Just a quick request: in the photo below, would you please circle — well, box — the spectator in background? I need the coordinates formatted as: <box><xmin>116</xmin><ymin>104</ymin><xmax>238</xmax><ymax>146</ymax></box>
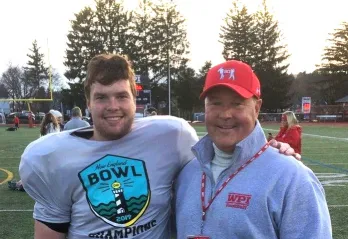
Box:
<box><xmin>13</xmin><ymin>114</ymin><xmax>20</xmax><ymax>130</ymax></box>
<box><xmin>9</xmin><ymin>112</ymin><xmax>60</xmax><ymax>191</ymax></box>
<box><xmin>40</xmin><ymin>112</ymin><xmax>60</xmax><ymax>136</ymax></box>
<box><xmin>146</xmin><ymin>107</ymin><xmax>157</xmax><ymax>117</ymax></box>
<box><xmin>269</xmin><ymin>111</ymin><xmax>302</xmax><ymax>154</ymax></box>
<box><xmin>64</xmin><ymin>106</ymin><xmax>90</xmax><ymax>131</ymax></box>
<box><xmin>50</xmin><ymin>109</ymin><xmax>64</xmax><ymax>131</ymax></box>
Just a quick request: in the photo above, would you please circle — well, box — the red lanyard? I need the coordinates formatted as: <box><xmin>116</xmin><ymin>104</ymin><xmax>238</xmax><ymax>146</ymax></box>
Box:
<box><xmin>201</xmin><ymin>143</ymin><xmax>270</xmax><ymax>221</ymax></box>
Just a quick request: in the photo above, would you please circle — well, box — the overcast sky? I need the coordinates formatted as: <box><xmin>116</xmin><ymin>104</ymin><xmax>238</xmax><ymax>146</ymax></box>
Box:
<box><xmin>0</xmin><ymin>0</ymin><xmax>347</xmax><ymax>77</ymax></box>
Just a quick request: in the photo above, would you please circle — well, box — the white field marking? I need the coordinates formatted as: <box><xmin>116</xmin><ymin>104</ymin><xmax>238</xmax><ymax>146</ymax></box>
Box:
<box><xmin>0</xmin><ymin>209</ymin><xmax>33</xmax><ymax>212</ymax></box>
<box><xmin>306</xmin><ymin>153</ymin><xmax>348</xmax><ymax>155</ymax></box>
<box><xmin>306</xmin><ymin>163</ymin><xmax>348</xmax><ymax>165</ymax></box>
<box><xmin>1</xmin><ymin>206</ymin><xmax>348</xmax><ymax>212</ymax></box>
<box><xmin>316</xmin><ymin>173</ymin><xmax>348</xmax><ymax>186</ymax></box>
<box><xmin>263</xmin><ymin>128</ymin><xmax>348</xmax><ymax>141</ymax></box>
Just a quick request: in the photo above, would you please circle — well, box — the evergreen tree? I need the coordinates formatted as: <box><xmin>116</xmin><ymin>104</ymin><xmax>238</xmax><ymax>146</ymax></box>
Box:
<box><xmin>0</xmin><ymin>84</ymin><xmax>9</xmax><ymax>98</ymax></box>
<box><xmin>194</xmin><ymin>61</ymin><xmax>212</xmax><ymax>111</ymax></box>
<box><xmin>219</xmin><ymin>1</ymin><xmax>257</xmax><ymax>65</ymax></box>
<box><xmin>61</xmin><ymin>82</ymin><xmax>86</xmax><ymax>111</ymax></box>
<box><xmin>95</xmin><ymin>0</ymin><xmax>132</xmax><ymax>55</ymax></box>
<box><xmin>254</xmin><ymin>0</ymin><xmax>289</xmax><ymax>70</ymax></box>
<box><xmin>253</xmin><ymin>0</ymin><xmax>292</xmax><ymax>111</ymax></box>
<box><xmin>64</xmin><ymin>1</ymin><xmax>133</xmax><ymax>107</ymax></box>
<box><xmin>23</xmin><ymin>40</ymin><xmax>48</xmax><ymax>99</ymax></box>
<box><xmin>172</xmin><ymin>66</ymin><xmax>197</xmax><ymax>119</ymax></box>
<box><xmin>291</xmin><ymin>72</ymin><xmax>329</xmax><ymax>106</ymax></box>
<box><xmin>220</xmin><ymin>1</ymin><xmax>292</xmax><ymax>111</ymax></box>
<box><xmin>128</xmin><ymin>0</ymin><xmax>159</xmax><ymax>79</ymax></box>
<box><xmin>64</xmin><ymin>6</ymin><xmax>102</xmax><ymax>82</ymax></box>
<box><xmin>320</xmin><ymin>22</ymin><xmax>348</xmax><ymax>74</ymax></box>
<box><xmin>32</xmin><ymin>87</ymin><xmax>51</xmax><ymax>113</ymax></box>
<box><xmin>317</xmin><ymin>21</ymin><xmax>348</xmax><ymax>102</ymax></box>
<box><xmin>196</xmin><ymin>61</ymin><xmax>212</xmax><ymax>86</ymax></box>
<box><xmin>151</xmin><ymin>0</ymin><xmax>190</xmax><ymax>82</ymax></box>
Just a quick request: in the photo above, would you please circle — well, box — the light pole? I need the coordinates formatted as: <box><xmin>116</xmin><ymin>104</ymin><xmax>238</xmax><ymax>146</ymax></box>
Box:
<box><xmin>167</xmin><ymin>0</ymin><xmax>173</xmax><ymax>115</ymax></box>
<box><xmin>168</xmin><ymin>50</ymin><xmax>171</xmax><ymax>115</ymax></box>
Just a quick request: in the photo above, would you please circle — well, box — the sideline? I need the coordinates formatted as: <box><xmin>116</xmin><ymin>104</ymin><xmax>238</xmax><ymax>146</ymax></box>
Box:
<box><xmin>0</xmin><ymin>168</ymin><xmax>13</xmax><ymax>185</ymax></box>
<box><xmin>263</xmin><ymin>128</ymin><xmax>348</xmax><ymax>141</ymax></box>
<box><xmin>1</xmin><ymin>205</ymin><xmax>348</xmax><ymax>212</ymax></box>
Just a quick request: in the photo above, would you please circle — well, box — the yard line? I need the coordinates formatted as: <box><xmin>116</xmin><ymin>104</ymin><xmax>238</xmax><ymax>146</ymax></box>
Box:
<box><xmin>305</xmin><ymin>152</ymin><xmax>348</xmax><ymax>155</ymax></box>
<box><xmin>0</xmin><ymin>209</ymin><xmax>33</xmax><ymax>212</ymax></box>
<box><xmin>1</xmin><ymin>206</ymin><xmax>347</xmax><ymax>212</ymax></box>
<box><xmin>263</xmin><ymin>128</ymin><xmax>348</xmax><ymax>141</ymax></box>
<box><xmin>306</xmin><ymin>163</ymin><xmax>348</xmax><ymax>165</ymax></box>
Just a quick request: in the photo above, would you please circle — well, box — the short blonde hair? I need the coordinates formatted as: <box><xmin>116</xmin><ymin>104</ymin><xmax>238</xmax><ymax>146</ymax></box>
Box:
<box><xmin>283</xmin><ymin>111</ymin><xmax>298</xmax><ymax>128</ymax></box>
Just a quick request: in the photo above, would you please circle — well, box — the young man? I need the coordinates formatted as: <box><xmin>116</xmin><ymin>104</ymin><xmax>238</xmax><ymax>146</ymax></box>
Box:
<box><xmin>20</xmin><ymin>54</ymin><xmax>299</xmax><ymax>239</ymax></box>
<box><xmin>20</xmin><ymin>54</ymin><xmax>198</xmax><ymax>239</ymax></box>
<box><xmin>63</xmin><ymin>106</ymin><xmax>90</xmax><ymax>131</ymax></box>
<box><xmin>175</xmin><ymin>60</ymin><xmax>332</xmax><ymax>239</ymax></box>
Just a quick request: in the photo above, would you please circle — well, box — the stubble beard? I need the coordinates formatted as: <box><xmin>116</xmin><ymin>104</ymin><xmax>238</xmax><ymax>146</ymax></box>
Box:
<box><xmin>93</xmin><ymin>117</ymin><xmax>134</xmax><ymax>141</ymax></box>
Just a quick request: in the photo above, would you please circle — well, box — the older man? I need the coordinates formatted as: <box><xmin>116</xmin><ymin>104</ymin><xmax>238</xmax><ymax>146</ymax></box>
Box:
<box><xmin>64</xmin><ymin>106</ymin><xmax>90</xmax><ymax>130</ymax></box>
<box><xmin>175</xmin><ymin>60</ymin><xmax>332</xmax><ymax>239</ymax></box>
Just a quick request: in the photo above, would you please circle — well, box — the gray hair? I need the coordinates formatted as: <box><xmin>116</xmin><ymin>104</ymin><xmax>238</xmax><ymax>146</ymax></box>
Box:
<box><xmin>71</xmin><ymin>107</ymin><xmax>82</xmax><ymax>117</ymax></box>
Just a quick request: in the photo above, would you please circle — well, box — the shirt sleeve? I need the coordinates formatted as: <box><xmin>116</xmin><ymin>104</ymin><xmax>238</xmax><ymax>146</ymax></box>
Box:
<box><xmin>19</xmin><ymin>143</ymin><xmax>71</xmax><ymax>223</ymax></box>
<box><xmin>177</xmin><ymin>120</ymin><xmax>199</xmax><ymax>170</ymax></box>
<box><xmin>277</xmin><ymin>166</ymin><xmax>332</xmax><ymax>239</ymax></box>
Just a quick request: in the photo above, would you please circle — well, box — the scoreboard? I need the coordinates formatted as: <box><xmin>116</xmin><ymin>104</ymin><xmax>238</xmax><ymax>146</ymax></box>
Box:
<box><xmin>136</xmin><ymin>89</ymin><xmax>151</xmax><ymax>105</ymax></box>
<box><xmin>302</xmin><ymin>97</ymin><xmax>311</xmax><ymax>114</ymax></box>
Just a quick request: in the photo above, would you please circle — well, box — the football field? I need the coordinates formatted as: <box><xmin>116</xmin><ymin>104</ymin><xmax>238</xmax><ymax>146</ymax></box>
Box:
<box><xmin>0</xmin><ymin>123</ymin><xmax>347</xmax><ymax>238</ymax></box>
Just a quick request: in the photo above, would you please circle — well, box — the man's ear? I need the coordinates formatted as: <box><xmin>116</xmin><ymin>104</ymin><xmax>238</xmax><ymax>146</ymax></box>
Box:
<box><xmin>255</xmin><ymin>98</ymin><xmax>262</xmax><ymax>115</ymax></box>
<box><xmin>86</xmin><ymin>99</ymin><xmax>91</xmax><ymax>112</ymax></box>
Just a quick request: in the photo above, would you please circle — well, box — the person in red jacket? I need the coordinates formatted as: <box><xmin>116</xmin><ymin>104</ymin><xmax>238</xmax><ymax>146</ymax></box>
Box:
<box><xmin>269</xmin><ymin>111</ymin><xmax>302</xmax><ymax>155</ymax></box>
<box><xmin>13</xmin><ymin>115</ymin><xmax>20</xmax><ymax>130</ymax></box>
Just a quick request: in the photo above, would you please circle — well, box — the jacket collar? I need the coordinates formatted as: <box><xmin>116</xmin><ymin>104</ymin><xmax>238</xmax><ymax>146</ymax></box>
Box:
<box><xmin>192</xmin><ymin>120</ymin><xmax>267</xmax><ymax>165</ymax></box>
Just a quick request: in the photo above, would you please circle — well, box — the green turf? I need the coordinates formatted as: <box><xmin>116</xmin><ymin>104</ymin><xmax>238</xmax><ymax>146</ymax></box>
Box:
<box><xmin>0</xmin><ymin>124</ymin><xmax>347</xmax><ymax>238</ymax></box>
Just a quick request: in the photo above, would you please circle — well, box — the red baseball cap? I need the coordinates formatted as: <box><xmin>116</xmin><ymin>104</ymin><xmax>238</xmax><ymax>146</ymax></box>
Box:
<box><xmin>200</xmin><ymin>60</ymin><xmax>261</xmax><ymax>100</ymax></box>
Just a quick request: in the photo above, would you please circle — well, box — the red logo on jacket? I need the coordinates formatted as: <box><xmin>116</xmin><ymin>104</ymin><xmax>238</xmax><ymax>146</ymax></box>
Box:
<box><xmin>226</xmin><ymin>193</ymin><xmax>252</xmax><ymax>209</ymax></box>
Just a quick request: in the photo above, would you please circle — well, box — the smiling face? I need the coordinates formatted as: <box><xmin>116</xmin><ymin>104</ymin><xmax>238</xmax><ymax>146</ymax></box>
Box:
<box><xmin>205</xmin><ymin>86</ymin><xmax>262</xmax><ymax>153</ymax></box>
<box><xmin>87</xmin><ymin>80</ymin><xmax>136</xmax><ymax>141</ymax></box>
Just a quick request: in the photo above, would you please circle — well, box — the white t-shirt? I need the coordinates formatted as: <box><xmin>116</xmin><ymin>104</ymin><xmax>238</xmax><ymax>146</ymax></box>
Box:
<box><xmin>46</xmin><ymin>122</ymin><xmax>60</xmax><ymax>134</ymax></box>
<box><xmin>20</xmin><ymin>116</ymin><xmax>198</xmax><ymax>239</ymax></box>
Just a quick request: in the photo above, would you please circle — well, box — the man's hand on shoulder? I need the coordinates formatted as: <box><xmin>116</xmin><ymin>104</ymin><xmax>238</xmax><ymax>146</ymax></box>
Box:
<box><xmin>269</xmin><ymin>139</ymin><xmax>301</xmax><ymax>161</ymax></box>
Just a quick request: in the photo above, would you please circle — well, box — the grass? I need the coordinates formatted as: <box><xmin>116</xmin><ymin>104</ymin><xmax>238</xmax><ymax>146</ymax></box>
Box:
<box><xmin>0</xmin><ymin>123</ymin><xmax>347</xmax><ymax>238</ymax></box>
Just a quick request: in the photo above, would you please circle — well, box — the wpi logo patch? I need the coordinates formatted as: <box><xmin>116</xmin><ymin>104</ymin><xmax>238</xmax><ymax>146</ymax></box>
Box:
<box><xmin>218</xmin><ymin>67</ymin><xmax>235</xmax><ymax>80</ymax></box>
<box><xmin>78</xmin><ymin>155</ymin><xmax>151</xmax><ymax>227</ymax></box>
<box><xmin>226</xmin><ymin>193</ymin><xmax>251</xmax><ymax>209</ymax></box>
